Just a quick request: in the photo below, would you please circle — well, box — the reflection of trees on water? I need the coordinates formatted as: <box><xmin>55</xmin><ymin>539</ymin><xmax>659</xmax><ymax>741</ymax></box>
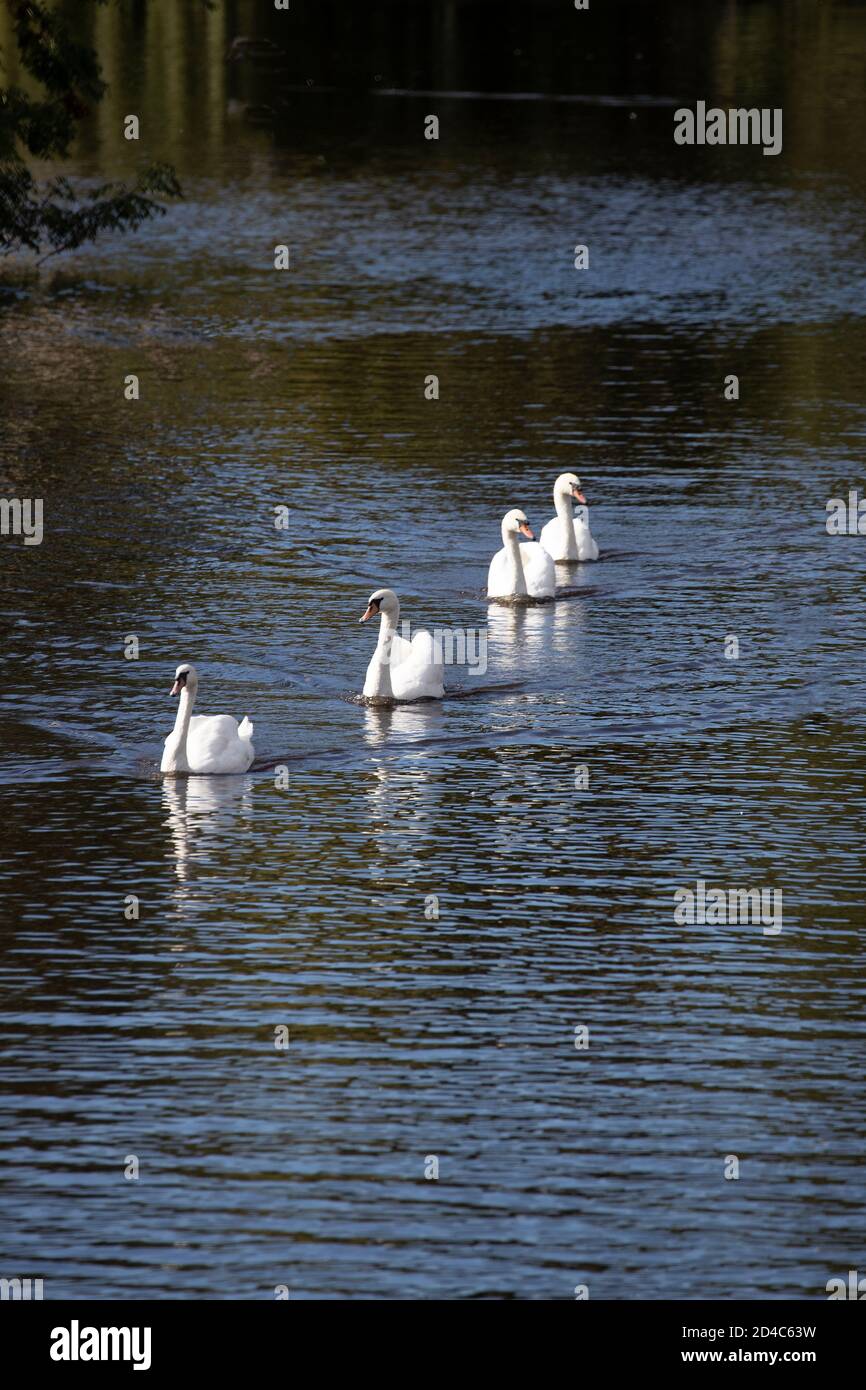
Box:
<box><xmin>0</xmin><ymin>1</ymin><xmax>861</xmax><ymax>184</ymax></box>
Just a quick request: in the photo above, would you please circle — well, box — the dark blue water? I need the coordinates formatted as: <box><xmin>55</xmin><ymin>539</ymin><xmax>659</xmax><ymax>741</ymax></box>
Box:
<box><xmin>1</xmin><ymin>0</ymin><xmax>865</xmax><ymax>1299</ymax></box>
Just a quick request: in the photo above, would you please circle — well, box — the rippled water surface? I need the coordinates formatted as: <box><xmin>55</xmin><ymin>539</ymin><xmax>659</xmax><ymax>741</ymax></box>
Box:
<box><xmin>1</xmin><ymin>0</ymin><xmax>865</xmax><ymax>1298</ymax></box>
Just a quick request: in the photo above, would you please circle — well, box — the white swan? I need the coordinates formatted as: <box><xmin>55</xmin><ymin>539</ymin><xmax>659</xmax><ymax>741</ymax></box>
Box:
<box><xmin>487</xmin><ymin>509</ymin><xmax>556</xmax><ymax>601</ymax></box>
<box><xmin>160</xmin><ymin>663</ymin><xmax>255</xmax><ymax>774</ymax></box>
<box><xmin>359</xmin><ymin>588</ymin><xmax>444</xmax><ymax>702</ymax></box>
<box><xmin>539</xmin><ymin>473</ymin><xmax>599</xmax><ymax>562</ymax></box>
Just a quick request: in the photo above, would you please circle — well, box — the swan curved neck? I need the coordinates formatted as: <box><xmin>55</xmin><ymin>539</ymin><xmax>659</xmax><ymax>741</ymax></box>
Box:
<box><xmin>366</xmin><ymin>608</ymin><xmax>398</xmax><ymax>700</ymax></box>
<box><xmin>168</xmin><ymin>686</ymin><xmax>195</xmax><ymax>771</ymax></box>
<box><xmin>502</xmin><ymin>526</ymin><xmax>527</xmax><ymax>594</ymax></box>
<box><xmin>554</xmin><ymin>489</ymin><xmax>578</xmax><ymax>559</ymax></box>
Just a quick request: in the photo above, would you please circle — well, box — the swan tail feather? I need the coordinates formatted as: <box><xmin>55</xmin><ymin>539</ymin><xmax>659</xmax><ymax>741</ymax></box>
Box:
<box><xmin>238</xmin><ymin>716</ymin><xmax>254</xmax><ymax>740</ymax></box>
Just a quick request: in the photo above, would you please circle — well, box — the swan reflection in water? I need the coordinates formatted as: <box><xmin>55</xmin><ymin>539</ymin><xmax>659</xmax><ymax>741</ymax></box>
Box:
<box><xmin>486</xmin><ymin>601</ymin><xmax>554</xmax><ymax>675</ymax></box>
<box><xmin>361</xmin><ymin>699</ymin><xmax>444</xmax><ymax>747</ymax></box>
<box><xmin>162</xmin><ymin>773</ymin><xmax>254</xmax><ymax>897</ymax></box>
<box><xmin>360</xmin><ymin>702</ymin><xmax>441</xmax><ymax>907</ymax></box>
<box><xmin>485</xmin><ymin>601</ymin><xmax>585</xmax><ymax>845</ymax></box>
<box><xmin>549</xmin><ymin>581</ymin><xmax>588</xmax><ymax>655</ymax></box>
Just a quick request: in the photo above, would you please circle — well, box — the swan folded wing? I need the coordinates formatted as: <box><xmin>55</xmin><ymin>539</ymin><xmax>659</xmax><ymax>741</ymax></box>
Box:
<box><xmin>187</xmin><ymin>714</ymin><xmax>255</xmax><ymax>773</ymax></box>
<box><xmin>573</xmin><ymin>509</ymin><xmax>599</xmax><ymax>560</ymax></box>
<box><xmin>391</xmin><ymin>627</ymin><xmax>444</xmax><ymax>699</ymax></box>
<box><xmin>540</xmin><ymin>509</ymin><xmax>599</xmax><ymax>562</ymax></box>
<box><xmin>521</xmin><ymin>541</ymin><xmax>556</xmax><ymax>598</ymax></box>
<box><xmin>388</xmin><ymin>632</ymin><xmax>416</xmax><ymax>668</ymax></box>
<box><xmin>539</xmin><ymin>515</ymin><xmax>571</xmax><ymax>562</ymax></box>
<box><xmin>409</xmin><ymin>627</ymin><xmax>444</xmax><ymax>672</ymax></box>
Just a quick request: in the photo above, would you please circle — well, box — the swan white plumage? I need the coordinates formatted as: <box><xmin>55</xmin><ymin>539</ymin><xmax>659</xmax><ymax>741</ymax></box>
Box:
<box><xmin>359</xmin><ymin>588</ymin><xmax>444</xmax><ymax>702</ymax></box>
<box><xmin>539</xmin><ymin>472</ymin><xmax>599</xmax><ymax>562</ymax></box>
<box><xmin>160</xmin><ymin>663</ymin><xmax>255</xmax><ymax>774</ymax></box>
<box><xmin>487</xmin><ymin>509</ymin><xmax>556</xmax><ymax>601</ymax></box>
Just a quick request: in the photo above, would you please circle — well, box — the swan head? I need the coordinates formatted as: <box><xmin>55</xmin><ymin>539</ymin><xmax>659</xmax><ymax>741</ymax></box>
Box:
<box><xmin>359</xmin><ymin>588</ymin><xmax>399</xmax><ymax>623</ymax></box>
<box><xmin>502</xmin><ymin>508</ymin><xmax>535</xmax><ymax>541</ymax></box>
<box><xmin>170</xmin><ymin>662</ymin><xmax>198</xmax><ymax>696</ymax></box>
<box><xmin>555</xmin><ymin>472</ymin><xmax>587</xmax><ymax>504</ymax></box>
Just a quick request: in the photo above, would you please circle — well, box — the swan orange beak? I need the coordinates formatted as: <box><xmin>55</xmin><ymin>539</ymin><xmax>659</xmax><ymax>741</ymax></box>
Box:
<box><xmin>572</xmin><ymin>488</ymin><xmax>587</xmax><ymax>504</ymax></box>
<box><xmin>170</xmin><ymin>676</ymin><xmax>186</xmax><ymax>696</ymax></box>
<box><xmin>518</xmin><ymin>522</ymin><xmax>534</xmax><ymax>540</ymax></box>
<box><xmin>359</xmin><ymin>604</ymin><xmax>377</xmax><ymax>623</ymax></box>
